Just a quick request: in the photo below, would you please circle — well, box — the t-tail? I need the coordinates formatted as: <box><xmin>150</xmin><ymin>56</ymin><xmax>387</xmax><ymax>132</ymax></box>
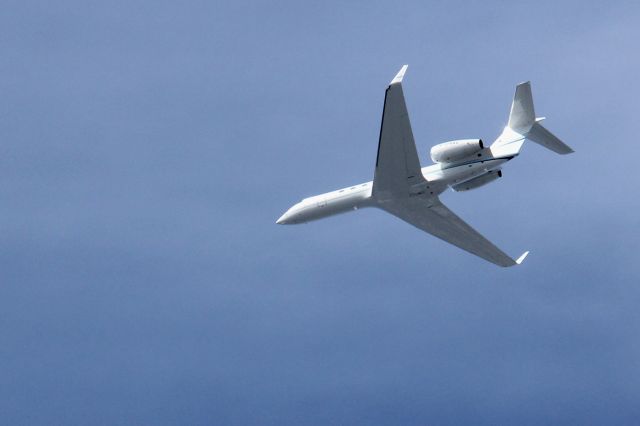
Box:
<box><xmin>491</xmin><ymin>82</ymin><xmax>574</xmax><ymax>157</ymax></box>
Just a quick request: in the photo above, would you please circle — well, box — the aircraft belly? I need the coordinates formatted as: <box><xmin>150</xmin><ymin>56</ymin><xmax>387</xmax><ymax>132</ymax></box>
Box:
<box><xmin>294</xmin><ymin>189</ymin><xmax>372</xmax><ymax>223</ymax></box>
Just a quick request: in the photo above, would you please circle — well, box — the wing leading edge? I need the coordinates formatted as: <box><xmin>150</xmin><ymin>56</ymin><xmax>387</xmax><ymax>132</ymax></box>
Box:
<box><xmin>372</xmin><ymin>66</ymin><xmax>528</xmax><ymax>267</ymax></box>
<box><xmin>373</xmin><ymin>65</ymin><xmax>424</xmax><ymax>201</ymax></box>
<box><xmin>380</xmin><ymin>196</ymin><xmax>528</xmax><ymax>267</ymax></box>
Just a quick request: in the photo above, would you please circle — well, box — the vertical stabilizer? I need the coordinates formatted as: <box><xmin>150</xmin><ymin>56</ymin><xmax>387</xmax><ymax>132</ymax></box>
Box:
<box><xmin>508</xmin><ymin>82</ymin><xmax>535</xmax><ymax>133</ymax></box>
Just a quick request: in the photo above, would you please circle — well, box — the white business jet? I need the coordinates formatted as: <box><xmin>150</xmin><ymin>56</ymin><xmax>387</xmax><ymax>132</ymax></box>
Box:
<box><xmin>276</xmin><ymin>66</ymin><xmax>573</xmax><ymax>267</ymax></box>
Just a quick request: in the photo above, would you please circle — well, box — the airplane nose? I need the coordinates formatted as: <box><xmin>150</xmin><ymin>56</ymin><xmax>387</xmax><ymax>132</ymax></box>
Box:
<box><xmin>276</xmin><ymin>213</ymin><xmax>289</xmax><ymax>225</ymax></box>
<box><xmin>277</xmin><ymin>204</ymin><xmax>301</xmax><ymax>224</ymax></box>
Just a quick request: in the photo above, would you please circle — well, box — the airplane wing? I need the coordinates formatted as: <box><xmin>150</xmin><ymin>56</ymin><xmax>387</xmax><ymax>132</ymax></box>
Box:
<box><xmin>372</xmin><ymin>65</ymin><xmax>425</xmax><ymax>201</ymax></box>
<box><xmin>372</xmin><ymin>66</ymin><xmax>527</xmax><ymax>267</ymax></box>
<box><xmin>380</xmin><ymin>196</ymin><xmax>528</xmax><ymax>267</ymax></box>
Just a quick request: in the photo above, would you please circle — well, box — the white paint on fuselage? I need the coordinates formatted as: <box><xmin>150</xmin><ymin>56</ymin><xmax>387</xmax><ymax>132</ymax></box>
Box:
<box><xmin>276</xmin><ymin>153</ymin><xmax>515</xmax><ymax>225</ymax></box>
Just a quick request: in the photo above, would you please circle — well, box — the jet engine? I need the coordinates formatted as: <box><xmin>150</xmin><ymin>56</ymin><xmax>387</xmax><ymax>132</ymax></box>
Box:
<box><xmin>452</xmin><ymin>170</ymin><xmax>502</xmax><ymax>192</ymax></box>
<box><xmin>430</xmin><ymin>139</ymin><xmax>483</xmax><ymax>163</ymax></box>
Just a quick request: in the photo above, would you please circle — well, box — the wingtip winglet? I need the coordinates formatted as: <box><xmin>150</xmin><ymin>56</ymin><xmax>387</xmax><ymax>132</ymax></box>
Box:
<box><xmin>390</xmin><ymin>64</ymin><xmax>408</xmax><ymax>85</ymax></box>
<box><xmin>515</xmin><ymin>251</ymin><xmax>529</xmax><ymax>265</ymax></box>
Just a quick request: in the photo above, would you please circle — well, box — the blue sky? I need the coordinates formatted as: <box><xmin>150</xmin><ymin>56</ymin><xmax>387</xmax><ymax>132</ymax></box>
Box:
<box><xmin>1</xmin><ymin>1</ymin><xmax>640</xmax><ymax>424</ymax></box>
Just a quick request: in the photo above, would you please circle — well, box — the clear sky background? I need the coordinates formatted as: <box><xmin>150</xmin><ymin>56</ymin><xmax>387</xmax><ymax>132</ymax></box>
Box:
<box><xmin>2</xmin><ymin>1</ymin><xmax>640</xmax><ymax>424</ymax></box>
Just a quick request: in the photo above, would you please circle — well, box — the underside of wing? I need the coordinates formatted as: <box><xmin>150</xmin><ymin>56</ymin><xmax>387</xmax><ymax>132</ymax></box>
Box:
<box><xmin>373</xmin><ymin>65</ymin><xmax>424</xmax><ymax>201</ymax></box>
<box><xmin>372</xmin><ymin>66</ymin><xmax>527</xmax><ymax>267</ymax></box>
<box><xmin>380</xmin><ymin>196</ymin><xmax>527</xmax><ymax>267</ymax></box>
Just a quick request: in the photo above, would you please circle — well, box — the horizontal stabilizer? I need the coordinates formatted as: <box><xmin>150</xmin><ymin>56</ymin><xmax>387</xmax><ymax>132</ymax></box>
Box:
<box><xmin>527</xmin><ymin>122</ymin><xmax>574</xmax><ymax>154</ymax></box>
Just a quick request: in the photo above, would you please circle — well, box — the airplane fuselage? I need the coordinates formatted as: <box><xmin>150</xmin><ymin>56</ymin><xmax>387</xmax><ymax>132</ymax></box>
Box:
<box><xmin>277</xmin><ymin>151</ymin><xmax>514</xmax><ymax>225</ymax></box>
<box><xmin>278</xmin><ymin>66</ymin><xmax>572</xmax><ymax>266</ymax></box>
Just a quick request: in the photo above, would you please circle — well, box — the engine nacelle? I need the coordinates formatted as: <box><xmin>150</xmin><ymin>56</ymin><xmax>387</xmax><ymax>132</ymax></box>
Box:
<box><xmin>430</xmin><ymin>139</ymin><xmax>483</xmax><ymax>163</ymax></box>
<box><xmin>452</xmin><ymin>170</ymin><xmax>502</xmax><ymax>192</ymax></box>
